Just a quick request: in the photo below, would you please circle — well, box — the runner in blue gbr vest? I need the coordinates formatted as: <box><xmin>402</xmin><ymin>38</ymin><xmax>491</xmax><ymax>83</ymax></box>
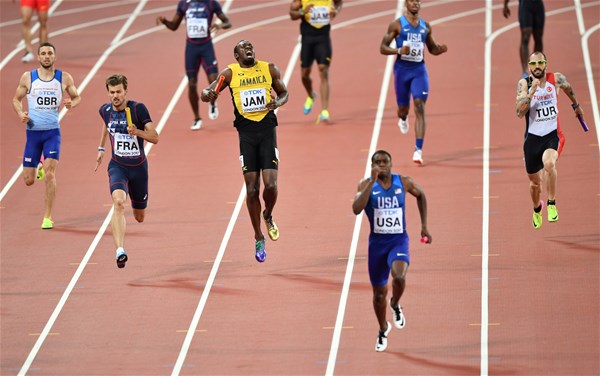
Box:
<box><xmin>380</xmin><ymin>0</ymin><xmax>447</xmax><ymax>165</ymax></box>
<box><xmin>12</xmin><ymin>42</ymin><xmax>81</xmax><ymax>230</ymax></box>
<box><xmin>352</xmin><ymin>150</ymin><xmax>431</xmax><ymax>352</ymax></box>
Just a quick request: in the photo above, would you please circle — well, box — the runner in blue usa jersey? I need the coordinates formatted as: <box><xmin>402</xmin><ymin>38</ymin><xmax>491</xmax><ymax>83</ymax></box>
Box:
<box><xmin>353</xmin><ymin>150</ymin><xmax>431</xmax><ymax>352</ymax></box>
<box><xmin>380</xmin><ymin>0</ymin><xmax>447</xmax><ymax>165</ymax></box>
<box><xmin>95</xmin><ymin>74</ymin><xmax>159</xmax><ymax>269</ymax></box>
<box><xmin>157</xmin><ymin>0</ymin><xmax>231</xmax><ymax>130</ymax></box>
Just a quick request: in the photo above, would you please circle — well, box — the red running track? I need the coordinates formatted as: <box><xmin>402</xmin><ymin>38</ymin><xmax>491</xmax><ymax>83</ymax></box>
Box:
<box><xmin>1</xmin><ymin>0</ymin><xmax>598</xmax><ymax>375</ymax></box>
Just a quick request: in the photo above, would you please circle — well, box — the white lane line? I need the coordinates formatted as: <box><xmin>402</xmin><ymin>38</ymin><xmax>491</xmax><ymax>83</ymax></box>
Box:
<box><xmin>325</xmin><ymin>1</ymin><xmax>403</xmax><ymax>373</ymax></box>
<box><xmin>16</xmin><ymin>2</ymin><xmax>151</xmax><ymax>374</ymax></box>
<box><xmin>581</xmin><ymin>23</ymin><xmax>600</xmax><ymax>148</ymax></box>
<box><xmin>169</xmin><ymin>1</ymin><xmax>411</xmax><ymax>374</ymax></box>
<box><xmin>0</xmin><ymin>0</ymin><xmax>289</xmax><ymax>202</ymax></box>
<box><xmin>481</xmin><ymin>3</ymin><xmax>598</xmax><ymax>375</ymax></box>
<box><xmin>0</xmin><ymin>0</ymin><xmax>138</xmax><ymax>28</ymax></box>
<box><xmin>1</xmin><ymin>0</ymin><xmax>64</xmax><ymax>70</ymax></box>
<box><xmin>325</xmin><ymin>1</ymin><xmax>505</xmax><ymax>374</ymax></box>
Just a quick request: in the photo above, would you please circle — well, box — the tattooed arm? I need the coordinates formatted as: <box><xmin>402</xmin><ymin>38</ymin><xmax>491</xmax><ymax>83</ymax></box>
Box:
<box><xmin>555</xmin><ymin>72</ymin><xmax>584</xmax><ymax>116</ymax></box>
<box><xmin>515</xmin><ymin>77</ymin><xmax>538</xmax><ymax>118</ymax></box>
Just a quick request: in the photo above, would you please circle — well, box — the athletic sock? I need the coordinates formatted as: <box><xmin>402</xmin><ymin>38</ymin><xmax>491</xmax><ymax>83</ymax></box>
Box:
<box><xmin>534</xmin><ymin>204</ymin><xmax>542</xmax><ymax>213</ymax></box>
<box><xmin>547</xmin><ymin>199</ymin><xmax>555</xmax><ymax>206</ymax></box>
<box><xmin>415</xmin><ymin>138</ymin><xmax>424</xmax><ymax>150</ymax></box>
<box><xmin>116</xmin><ymin>247</ymin><xmax>124</xmax><ymax>256</ymax></box>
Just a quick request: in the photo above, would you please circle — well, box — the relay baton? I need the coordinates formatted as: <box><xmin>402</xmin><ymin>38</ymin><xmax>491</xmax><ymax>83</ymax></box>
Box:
<box><xmin>215</xmin><ymin>75</ymin><xmax>225</xmax><ymax>93</ymax></box>
<box><xmin>125</xmin><ymin>107</ymin><xmax>133</xmax><ymax>125</ymax></box>
<box><xmin>577</xmin><ymin>114</ymin><xmax>589</xmax><ymax>132</ymax></box>
<box><xmin>572</xmin><ymin>103</ymin><xmax>589</xmax><ymax>132</ymax></box>
<box><xmin>125</xmin><ymin>107</ymin><xmax>135</xmax><ymax>131</ymax></box>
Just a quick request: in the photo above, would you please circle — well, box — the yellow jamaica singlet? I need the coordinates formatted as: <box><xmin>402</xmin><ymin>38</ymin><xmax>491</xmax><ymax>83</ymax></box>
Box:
<box><xmin>228</xmin><ymin>60</ymin><xmax>273</xmax><ymax>123</ymax></box>
<box><xmin>301</xmin><ymin>0</ymin><xmax>333</xmax><ymax>29</ymax></box>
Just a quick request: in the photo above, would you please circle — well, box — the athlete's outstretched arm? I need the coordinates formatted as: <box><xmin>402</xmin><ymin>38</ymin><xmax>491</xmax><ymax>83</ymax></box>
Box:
<box><xmin>95</xmin><ymin>124</ymin><xmax>109</xmax><ymax>172</ymax></box>
<box><xmin>156</xmin><ymin>12</ymin><xmax>183</xmax><ymax>30</ymax></box>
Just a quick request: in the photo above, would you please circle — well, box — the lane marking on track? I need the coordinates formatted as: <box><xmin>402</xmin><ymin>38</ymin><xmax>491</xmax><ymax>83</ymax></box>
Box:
<box><xmin>326</xmin><ymin>2</ymin><xmax>508</xmax><ymax>375</ymax></box>
<box><xmin>580</xmin><ymin>22</ymin><xmax>600</xmax><ymax>148</ymax></box>
<box><xmin>15</xmin><ymin>2</ymin><xmax>150</xmax><ymax>375</ymax></box>
<box><xmin>0</xmin><ymin>0</ymin><xmax>64</xmax><ymax>69</ymax></box>
<box><xmin>0</xmin><ymin>0</ymin><xmax>137</xmax><ymax>28</ymax></box>
<box><xmin>0</xmin><ymin>0</ymin><xmax>290</xmax><ymax>200</ymax></box>
<box><xmin>481</xmin><ymin>3</ymin><xmax>598</xmax><ymax>375</ymax></box>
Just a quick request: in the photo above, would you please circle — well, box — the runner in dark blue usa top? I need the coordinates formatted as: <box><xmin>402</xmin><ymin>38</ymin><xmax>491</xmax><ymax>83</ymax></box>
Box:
<box><xmin>157</xmin><ymin>0</ymin><xmax>231</xmax><ymax>130</ymax></box>
<box><xmin>95</xmin><ymin>74</ymin><xmax>159</xmax><ymax>269</ymax></box>
<box><xmin>353</xmin><ymin>150</ymin><xmax>431</xmax><ymax>352</ymax></box>
<box><xmin>380</xmin><ymin>0</ymin><xmax>447</xmax><ymax>165</ymax></box>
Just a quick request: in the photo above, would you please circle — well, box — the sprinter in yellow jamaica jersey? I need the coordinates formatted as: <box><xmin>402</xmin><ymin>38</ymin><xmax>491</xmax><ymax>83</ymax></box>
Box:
<box><xmin>290</xmin><ymin>0</ymin><xmax>343</xmax><ymax>123</ymax></box>
<box><xmin>201</xmin><ymin>40</ymin><xmax>289</xmax><ymax>263</ymax></box>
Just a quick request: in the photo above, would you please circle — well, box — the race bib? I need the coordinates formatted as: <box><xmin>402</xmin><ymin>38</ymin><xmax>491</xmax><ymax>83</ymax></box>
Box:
<box><xmin>113</xmin><ymin>132</ymin><xmax>141</xmax><ymax>157</ymax></box>
<box><xmin>308</xmin><ymin>6</ymin><xmax>331</xmax><ymax>26</ymax></box>
<box><xmin>186</xmin><ymin>17</ymin><xmax>209</xmax><ymax>38</ymax></box>
<box><xmin>374</xmin><ymin>207</ymin><xmax>404</xmax><ymax>234</ymax></box>
<box><xmin>400</xmin><ymin>40</ymin><xmax>425</xmax><ymax>62</ymax></box>
<box><xmin>240</xmin><ymin>87</ymin><xmax>267</xmax><ymax>113</ymax></box>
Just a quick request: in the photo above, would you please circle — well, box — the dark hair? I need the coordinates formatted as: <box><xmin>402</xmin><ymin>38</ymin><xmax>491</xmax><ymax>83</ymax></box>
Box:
<box><xmin>38</xmin><ymin>42</ymin><xmax>55</xmax><ymax>54</ymax></box>
<box><xmin>105</xmin><ymin>74</ymin><xmax>128</xmax><ymax>91</ymax></box>
<box><xmin>529</xmin><ymin>51</ymin><xmax>547</xmax><ymax>61</ymax></box>
<box><xmin>371</xmin><ymin>150</ymin><xmax>392</xmax><ymax>162</ymax></box>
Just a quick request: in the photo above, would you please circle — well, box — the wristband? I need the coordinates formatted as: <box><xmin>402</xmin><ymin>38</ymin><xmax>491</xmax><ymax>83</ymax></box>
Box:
<box><xmin>397</xmin><ymin>48</ymin><xmax>402</xmax><ymax>55</ymax></box>
<box><xmin>98</xmin><ymin>147</ymin><xmax>105</xmax><ymax>152</ymax></box>
<box><xmin>571</xmin><ymin>103</ymin><xmax>580</xmax><ymax>110</ymax></box>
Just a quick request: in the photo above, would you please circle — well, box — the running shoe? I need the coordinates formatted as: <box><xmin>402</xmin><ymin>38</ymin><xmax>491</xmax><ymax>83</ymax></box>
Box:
<box><xmin>263</xmin><ymin>213</ymin><xmax>279</xmax><ymax>241</ymax></box>
<box><xmin>412</xmin><ymin>149</ymin><xmax>423</xmax><ymax>165</ymax></box>
<box><xmin>190</xmin><ymin>119</ymin><xmax>202</xmax><ymax>131</ymax></box>
<box><xmin>532</xmin><ymin>201</ymin><xmax>543</xmax><ymax>229</ymax></box>
<box><xmin>21</xmin><ymin>51</ymin><xmax>34</xmax><ymax>63</ymax></box>
<box><xmin>208</xmin><ymin>102</ymin><xmax>219</xmax><ymax>120</ymax></box>
<box><xmin>36</xmin><ymin>163</ymin><xmax>45</xmax><ymax>181</ymax></box>
<box><xmin>390</xmin><ymin>299</ymin><xmax>406</xmax><ymax>329</ymax></box>
<box><xmin>303</xmin><ymin>95</ymin><xmax>315</xmax><ymax>115</ymax></box>
<box><xmin>317</xmin><ymin>109</ymin><xmax>330</xmax><ymax>124</ymax></box>
<box><xmin>398</xmin><ymin>118</ymin><xmax>409</xmax><ymax>134</ymax></box>
<box><xmin>375</xmin><ymin>321</ymin><xmax>392</xmax><ymax>352</ymax></box>
<box><xmin>255</xmin><ymin>239</ymin><xmax>267</xmax><ymax>263</ymax></box>
<box><xmin>116</xmin><ymin>249</ymin><xmax>128</xmax><ymax>269</ymax></box>
<box><xmin>547</xmin><ymin>204</ymin><xmax>559</xmax><ymax>222</ymax></box>
<box><xmin>41</xmin><ymin>217</ymin><xmax>54</xmax><ymax>229</ymax></box>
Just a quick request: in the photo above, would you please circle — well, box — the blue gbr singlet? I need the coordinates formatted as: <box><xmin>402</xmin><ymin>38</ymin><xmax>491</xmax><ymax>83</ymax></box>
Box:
<box><xmin>365</xmin><ymin>174</ymin><xmax>408</xmax><ymax>241</ymax></box>
<box><xmin>26</xmin><ymin>69</ymin><xmax>62</xmax><ymax>130</ymax></box>
<box><xmin>395</xmin><ymin>16</ymin><xmax>428</xmax><ymax>67</ymax></box>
